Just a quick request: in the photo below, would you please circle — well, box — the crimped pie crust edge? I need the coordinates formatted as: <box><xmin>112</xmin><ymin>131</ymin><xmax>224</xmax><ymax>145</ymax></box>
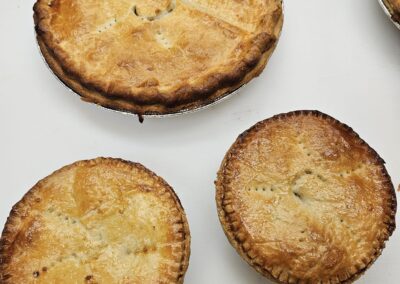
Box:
<box><xmin>215</xmin><ymin>110</ymin><xmax>397</xmax><ymax>284</ymax></box>
<box><xmin>36</xmin><ymin>34</ymin><xmax>280</xmax><ymax>116</ymax></box>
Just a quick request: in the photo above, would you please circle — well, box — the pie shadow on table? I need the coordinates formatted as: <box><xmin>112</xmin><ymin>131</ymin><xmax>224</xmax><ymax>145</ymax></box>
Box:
<box><xmin>51</xmin><ymin>74</ymin><xmax>265</xmax><ymax>145</ymax></box>
<box><xmin>221</xmin><ymin>247</ymin><xmax>275</xmax><ymax>284</ymax></box>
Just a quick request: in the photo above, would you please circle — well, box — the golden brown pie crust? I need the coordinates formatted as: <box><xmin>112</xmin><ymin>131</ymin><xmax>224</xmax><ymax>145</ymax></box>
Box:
<box><xmin>0</xmin><ymin>158</ymin><xmax>190</xmax><ymax>283</ymax></box>
<box><xmin>216</xmin><ymin>111</ymin><xmax>396</xmax><ymax>284</ymax></box>
<box><xmin>384</xmin><ymin>0</ymin><xmax>400</xmax><ymax>24</ymax></box>
<box><xmin>33</xmin><ymin>0</ymin><xmax>283</xmax><ymax>115</ymax></box>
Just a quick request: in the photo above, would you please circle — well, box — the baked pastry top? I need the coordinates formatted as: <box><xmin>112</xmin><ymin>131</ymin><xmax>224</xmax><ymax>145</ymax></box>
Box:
<box><xmin>33</xmin><ymin>0</ymin><xmax>283</xmax><ymax>115</ymax></box>
<box><xmin>0</xmin><ymin>158</ymin><xmax>190</xmax><ymax>283</ymax></box>
<box><xmin>384</xmin><ymin>0</ymin><xmax>400</xmax><ymax>23</ymax></box>
<box><xmin>216</xmin><ymin>111</ymin><xmax>396</xmax><ymax>284</ymax></box>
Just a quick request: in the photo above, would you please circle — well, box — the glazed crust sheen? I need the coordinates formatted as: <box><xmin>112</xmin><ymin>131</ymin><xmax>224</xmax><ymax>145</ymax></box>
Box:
<box><xmin>216</xmin><ymin>111</ymin><xmax>397</xmax><ymax>284</ymax></box>
<box><xmin>0</xmin><ymin>158</ymin><xmax>191</xmax><ymax>283</ymax></box>
<box><xmin>33</xmin><ymin>0</ymin><xmax>283</xmax><ymax>115</ymax></box>
<box><xmin>384</xmin><ymin>0</ymin><xmax>400</xmax><ymax>23</ymax></box>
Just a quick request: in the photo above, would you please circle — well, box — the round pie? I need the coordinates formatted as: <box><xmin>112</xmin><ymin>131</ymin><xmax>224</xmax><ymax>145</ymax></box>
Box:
<box><xmin>33</xmin><ymin>0</ymin><xmax>283</xmax><ymax>116</ymax></box>
<box><xmin>216</xmin><ymin>111</ymin><xmax>397</xmax><ymax>283</ymax></box>
<box><xmin>382</xmin><ymin>0</ymin><xmax>400</xmax><ymax>26</ymax></box>
<box><xmin>0</xmin><ymin>158</ymin><xmax>190</xmax><ymax>283</ymax></box>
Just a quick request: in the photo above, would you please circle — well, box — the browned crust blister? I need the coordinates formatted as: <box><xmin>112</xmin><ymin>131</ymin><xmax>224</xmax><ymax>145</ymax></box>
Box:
<box><xmin>0</xmin><ymin>158</ymin><xmax>191</xmax><ymax>283</ymax></box>
<box><xmin>216</xmin><ymin>110</ymin><xmax>397</xmax><ymax>284</ymax></box>
<box><xmin>33</xmin><ymin>0</ymin><xmax>283</xmax><ymax>115</ymax></box>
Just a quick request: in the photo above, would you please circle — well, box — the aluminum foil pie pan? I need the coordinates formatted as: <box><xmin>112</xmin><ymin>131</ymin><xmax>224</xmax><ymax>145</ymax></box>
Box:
<box><xmin>34</xmin><ymin>1</ymin><xmax>284</xmax><ymax>121</ymax></box>
<box><xmin>35</xmin><ymin>34</ymin><xmax>246</xmax><ymax>121</ymax></box>
<box><xmin>379</xmin><ymin>0</ymin><xmax>400</xmax><ymax>30</ymax></box>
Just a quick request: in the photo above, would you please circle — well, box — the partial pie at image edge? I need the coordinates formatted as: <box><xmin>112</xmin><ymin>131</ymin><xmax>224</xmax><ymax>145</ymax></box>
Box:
<box><xmin>381</xmin><ymin>0</ymin><xmax>400</xmax><ymax>27</ymax></box>
<box><xmin>216</xmin><ymin>110</ymin><xmax>397</xmax><ymax>284</ymax></box>
<box><xmin>33</xmin><ymin>0</ymin><xmax>284</xmax><ymax>116</ymax></box>
<box><xmin>0</xmin><ymin>158</ymin><xmax>191</xmax><ymax>283</ymax></box>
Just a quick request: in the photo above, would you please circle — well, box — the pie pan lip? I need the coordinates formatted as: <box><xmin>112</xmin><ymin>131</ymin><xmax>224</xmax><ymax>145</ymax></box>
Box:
<box><xmin>0</xmin><ymin>157</ymin><xmax>191</xmax><ymax>283</ymax></box>
<box><xmin>34</xmin><ymin>32</ymin><xmax>246</xmax><ymax>119</ymax></box>
<box><xmin>33</xmin><ymin>0</ymin><xmax>285</xmax><ymax>119</ymax></box>
<box><xmin>215</xmin><ymin>110</ymin><xmax>397</xmax><ymax>284</ymax></box>
<box><xmin>379</xmin><ymin>0</ymin><xmax>400</xmax><ymax>29</ymax></box>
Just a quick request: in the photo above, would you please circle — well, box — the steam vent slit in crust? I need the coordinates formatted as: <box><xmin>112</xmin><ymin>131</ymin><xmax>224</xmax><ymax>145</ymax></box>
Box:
<box><xmin>216</xmin><ymin>110</ymin><xmax>397</xmax><ymax>284</ymax></box>
<box><xmin>33</xmin><ymin>0</ymin><xmax>283</xmax><ymax>116</ymax></box>
<box><xmin>0</xmin><ymin>158</ymin><xmax>191</xmax><ymax>283</ymax></box>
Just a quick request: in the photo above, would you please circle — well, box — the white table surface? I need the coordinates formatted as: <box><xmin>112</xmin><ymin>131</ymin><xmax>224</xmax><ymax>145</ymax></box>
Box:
<box><xmin>1</xmin><ymin>0</ymin><xmax>399</xmax><ymax>283</ymax></box>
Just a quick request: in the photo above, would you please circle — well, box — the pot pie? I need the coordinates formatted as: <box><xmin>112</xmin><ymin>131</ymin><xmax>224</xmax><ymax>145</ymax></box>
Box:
<box><xmin>216</xmin><ymin>111</ymin><xmax>397</xmax><ymax>283</ymax></box>
<box><xmin>0</xmin><ymin>158</ymin><xmax>190</xmax><ymax>283</ymax></box>
<box><xmin>33</xmin><ymin>0</ymin><xmax>283</xmax><ymax>116</ymax></box>
<box><xmin>382</xmin><ymin>0</ymin><xmax>400</xmax><ymax>25</ymax></box>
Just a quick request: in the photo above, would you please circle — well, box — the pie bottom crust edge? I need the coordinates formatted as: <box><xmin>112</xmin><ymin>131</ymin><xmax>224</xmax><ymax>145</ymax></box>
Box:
<box><xmin>215</xmin><ymin>110</ymin><xmax>397</xmax><ymax>284</ymax></box>
<box><xmin>0</xmin><ymin>157</ymin><xmax>191</xmax><ymax>283</ymax></box>
<box><xmin>36</xmin><ymin>13</ymin><xmax>283</xmax><ymax>116</ymax></box>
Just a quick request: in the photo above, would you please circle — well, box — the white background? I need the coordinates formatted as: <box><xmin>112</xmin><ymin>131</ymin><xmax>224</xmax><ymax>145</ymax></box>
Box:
<box><xmin>0</xmin><ymin>0</ymin><xmax>399</xmax><ymax>283</ymax></box>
